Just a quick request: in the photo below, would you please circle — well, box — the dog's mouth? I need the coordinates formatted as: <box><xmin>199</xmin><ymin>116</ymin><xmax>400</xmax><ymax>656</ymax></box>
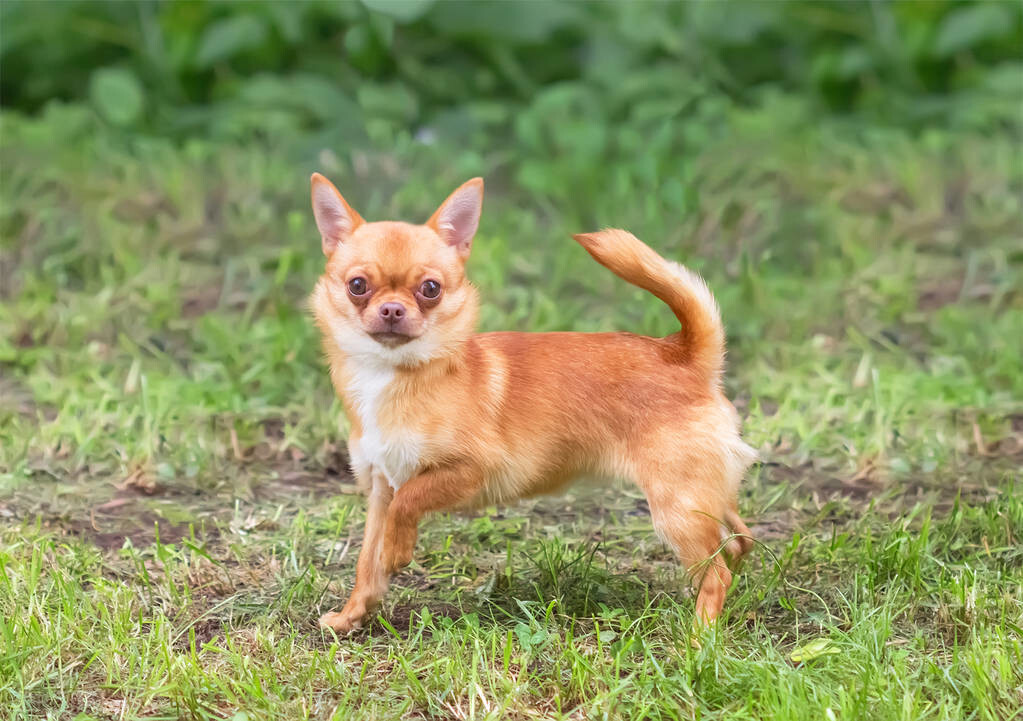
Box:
<box><xmin>370</xmin><ymin>331</ymin><xmax>415</xmax><ymax>347</ymax></box>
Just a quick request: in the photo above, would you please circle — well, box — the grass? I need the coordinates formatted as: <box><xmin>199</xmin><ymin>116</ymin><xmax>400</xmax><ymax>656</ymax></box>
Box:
<box><xmin>1</xmin><ymin>100</ymin><xmax>1021</xmax><ymax>720</ymax></box>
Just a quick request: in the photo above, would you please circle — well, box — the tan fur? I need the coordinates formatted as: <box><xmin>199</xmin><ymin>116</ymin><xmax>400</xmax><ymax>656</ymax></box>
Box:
<box><xmin>309</xmin><ymin>174</ymin><xmax>756</xmax><ymax>634</ymax></box>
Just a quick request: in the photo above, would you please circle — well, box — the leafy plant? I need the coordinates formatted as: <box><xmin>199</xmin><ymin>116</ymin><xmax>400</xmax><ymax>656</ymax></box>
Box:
<box><xmin>2</xmin><ymin>0</ymin><xmax>1020</xmax><ymax>150</ymax></box>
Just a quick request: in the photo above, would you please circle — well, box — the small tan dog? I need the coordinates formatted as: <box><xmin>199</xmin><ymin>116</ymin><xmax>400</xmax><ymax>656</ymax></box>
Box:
<box><xmin>309</xmin><ymin>174</ymin><xmax>756</xmax><ymax>634</ymax></box>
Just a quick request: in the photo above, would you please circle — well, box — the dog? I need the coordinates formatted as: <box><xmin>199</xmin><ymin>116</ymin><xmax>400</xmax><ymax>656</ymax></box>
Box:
<box><xmin>309</xmin><ymin>173</ymin><xmax>756</xmax><ymax>634</ymax></box>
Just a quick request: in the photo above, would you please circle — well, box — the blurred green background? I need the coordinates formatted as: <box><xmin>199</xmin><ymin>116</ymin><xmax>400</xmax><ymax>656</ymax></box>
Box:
<box><xmin>4</xmin><ymin>0</ymin><xmax>1023</xmax><ymax>139</ymax></box>
<box><xmin>2</xmin><ymin>3</ymin><xmax>1022</xmax><ymax>719</ymax></box>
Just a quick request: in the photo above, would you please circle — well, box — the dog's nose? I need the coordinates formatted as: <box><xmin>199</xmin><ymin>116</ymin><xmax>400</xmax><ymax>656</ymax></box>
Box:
<box><xmin>378</xmin><ymin>302</ymin><xmax>406</xmax><ymax>322</ymax></box>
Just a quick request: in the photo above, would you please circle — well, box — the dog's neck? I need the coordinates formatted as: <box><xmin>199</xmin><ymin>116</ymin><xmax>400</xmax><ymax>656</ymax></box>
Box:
<box><xmin>335</xmin><ymin>330</ymin><xmax>472</xmax><ymax>454</ymax></box>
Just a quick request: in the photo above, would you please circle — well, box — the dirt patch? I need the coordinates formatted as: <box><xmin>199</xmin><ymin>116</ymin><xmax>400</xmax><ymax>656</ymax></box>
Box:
<box><xmin>323</xmin><ymin>446</ymin><xmax>353</xmax><ymax>477</ymax></box>
<box><xmin>0</xmin><ymin>375</ymin><xmax>57</xmax><ymax>421</ymax></box>
<box><xmin>380</xmin><ymin>601</ymin><xmax>464</xmax><ymax>633</ymax></box>
<box><xmin>58</xmin><ymin>493</ymin><xmax>217</xmax><ymax>551</ymax></box>
<box><xmin>984</xmin><ymin>414</ymin><xmax>1023</xmax><ymax>458</ymax></box>
<box><xmin>811</xmin><ymin>466</ymin><xmax>886</xmax><ymax>503</ymax></box>
<box><xmin>255</xmin><ymin>469</ymin><xmax>358</xmax><ymax>502</ymax></box>
<box><xmin>917</xmin><ymin>277</ymin><xmax>963</xmax><ymax>311</ymax></box>
<box><xmin>180</xmin><ymin>283</ymin><xmax>223</xmax><ymax>318</ymax></box>
<box><xmin>172</xmin><ymin>616</ymin><xmax>227</xmax><ymax>652</ymax></box>
<box><xmin>5</xmin><ymin>436</ymin><xmax>359</xmax><ymax>552</ymax></box>
<box><xmin>759</xmin><ymin>459</ymin><xmax>886</xmax><ymax>504</ymax></box>
<box><xmin>750</xmin><ymin>511</ymin><xmax>801</xmax><ymax>542</ymax></box>
<box><xmin>839</xmin><ymin>182</ymin><xmax>912</xmax><ymax>215</ymax></box>
<box><xmin>747</xmin><ymin>452</ymin><xmax>1016</xmax><ymax>545</ymax></box>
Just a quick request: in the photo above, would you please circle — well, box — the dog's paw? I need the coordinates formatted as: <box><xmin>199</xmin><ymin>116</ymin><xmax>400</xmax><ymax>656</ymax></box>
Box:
<box><xmin>318</xmin><ymin>607</ymin><xmax>366</xmax><ymax>635</ymax></box>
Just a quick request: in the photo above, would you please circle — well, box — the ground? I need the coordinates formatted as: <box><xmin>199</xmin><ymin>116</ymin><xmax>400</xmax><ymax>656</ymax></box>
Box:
<box><xmin>1</xmin><ymin>104</ymin><xmax>1021</xmax><ymax>720</ymax></box>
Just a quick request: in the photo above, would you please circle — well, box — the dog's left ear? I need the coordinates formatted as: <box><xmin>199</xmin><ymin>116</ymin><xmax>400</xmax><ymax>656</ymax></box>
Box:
<box><xmin>428</xmin><ymin>178</ymin><xmax>483</xmax><ymax>259</ymax></box>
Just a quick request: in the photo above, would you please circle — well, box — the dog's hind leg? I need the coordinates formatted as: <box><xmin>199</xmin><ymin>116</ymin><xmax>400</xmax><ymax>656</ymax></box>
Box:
<box><xmin>631</xmin><ymin>450</ymin><xmax>743</xmax><ymax>626</ymax></box>
<box><xmin>724</xmin><ymin>505</ymin><xmax>754</xmax><ymax>561</ymax></box>
<box><xmin>648</xmin><ymin>495</ymin><xmax>734</xmax><ymax>624</ymax></box>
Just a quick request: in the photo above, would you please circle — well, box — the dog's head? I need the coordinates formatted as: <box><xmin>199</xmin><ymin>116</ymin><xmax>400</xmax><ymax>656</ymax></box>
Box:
<box><xmin>309</xmin><ymin>173</ymin><xmax>482</xmax><ymax>366</ymax></box>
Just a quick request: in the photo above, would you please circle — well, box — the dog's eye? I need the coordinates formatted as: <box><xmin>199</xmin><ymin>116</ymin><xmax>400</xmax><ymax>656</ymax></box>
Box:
<box><xmin>419</xmin><ymin>280</ymin><xmax>441</xmax><ymax>299</ymax></box>
<box><xmin>347</xmin><ymin>277</ymin><xmax>368</xmax><ymax>296</ymax></box>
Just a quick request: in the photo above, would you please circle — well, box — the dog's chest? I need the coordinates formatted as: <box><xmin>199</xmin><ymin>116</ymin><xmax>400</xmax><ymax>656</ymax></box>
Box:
<box><xmin>345</xmin><ymin>365</ymin><xmax>423</xmax><ymax>490</ymax></box>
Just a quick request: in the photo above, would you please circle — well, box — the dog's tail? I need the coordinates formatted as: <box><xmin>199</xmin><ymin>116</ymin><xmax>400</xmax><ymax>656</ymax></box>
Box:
<box><xmin>573</xmin><ymin>229</ymin><xmax>724</xmax><ymax>382</ymax></box>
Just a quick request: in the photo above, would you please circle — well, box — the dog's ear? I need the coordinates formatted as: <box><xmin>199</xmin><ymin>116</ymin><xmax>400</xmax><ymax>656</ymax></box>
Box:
<box><xmin>427</xmin><ymin>178</ymin><xmax>483</xmax><ymax>259</ymax></box>
<box><xmin>311</xmin><ymin>173</ymin><xmax>364</xmax><ymax>256</ymax></box>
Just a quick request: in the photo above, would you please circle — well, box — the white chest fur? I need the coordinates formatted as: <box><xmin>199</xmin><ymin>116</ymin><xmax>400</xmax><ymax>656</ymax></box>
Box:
<box><xmin>344</xmin><ymin>363</ymin><xmax>423</xmax><ymax>491</ymax></box>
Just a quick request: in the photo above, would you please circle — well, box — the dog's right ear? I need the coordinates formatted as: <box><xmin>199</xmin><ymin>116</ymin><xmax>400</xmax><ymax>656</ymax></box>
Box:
<box><xmin>311</xmin><ymin>173</ymin><xmax>364</xmax><ymax>256</ymax></box>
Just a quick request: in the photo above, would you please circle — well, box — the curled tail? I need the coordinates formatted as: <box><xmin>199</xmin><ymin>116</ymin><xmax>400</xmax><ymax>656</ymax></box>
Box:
<box><xmin>573</xmin><ymin>229</ymin><xmax>724</xmax><ymax>382</ymax></box>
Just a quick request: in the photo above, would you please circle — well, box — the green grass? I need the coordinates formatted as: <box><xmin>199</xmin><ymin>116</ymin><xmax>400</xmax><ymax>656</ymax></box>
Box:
<box><xmin>1</xmin><ymin>101</ymin><xmax>1021</xmax><ymax>720</ymax></box>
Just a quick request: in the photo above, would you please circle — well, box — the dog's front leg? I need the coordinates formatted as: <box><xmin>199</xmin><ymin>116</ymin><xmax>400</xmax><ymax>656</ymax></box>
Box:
<box><xmin>319</xmin><ymin>471</ymin><xmax>393</xmax><ymax>634</ymax></box>
<box><xmin>382</xmin><ymin>466</ymin><xmax>481</xmax><ymax>573</ymax></box>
